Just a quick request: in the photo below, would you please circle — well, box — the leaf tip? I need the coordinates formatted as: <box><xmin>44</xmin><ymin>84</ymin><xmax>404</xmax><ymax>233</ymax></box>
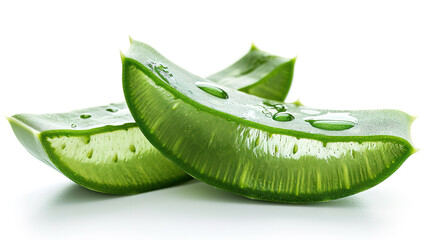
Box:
<box><xmin>292</xmin><ymin>55</ymin><xmax>298</xmax><ymax>63</ymax></box>
<box><xmin>5</xmin><ymin>116</ymin><xmax>16</xmax><ymax>126</ymax></box>
<box><xmin>120</xmin><ymin>51</ymin><xmax>126</xmax><ymax>63</ymax></box>
<box><xmin>411</xmin><ymin>147</ymin><xmax>420</xmax><ymax>155</ymax></box>
<box><xmin>250</xmin><ymin>43</ymin><xmax>258</xmax><ymax>51</ymax></box>
<box><xmin>292</xmin><ymin>99</ymin><xmax>304</xmax><ymax>107</ymax></box>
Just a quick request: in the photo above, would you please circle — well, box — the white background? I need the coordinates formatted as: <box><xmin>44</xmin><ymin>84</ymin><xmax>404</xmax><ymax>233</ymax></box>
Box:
<box><xmin>0</xmin><ymin>0</ymin><xmax>428</xmax><ymax>239</ymax></box>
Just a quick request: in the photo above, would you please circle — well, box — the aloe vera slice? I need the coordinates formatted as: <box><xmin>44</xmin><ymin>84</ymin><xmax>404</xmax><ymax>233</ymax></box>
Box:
<box><xmin>122</xmin><ymin>40</ymin><xmax>415</xmax><ymax>202</ymax></box>
<box><xmin>8</xmin><ymin>44</ymin><xmax>296</xmax><ymax>194</ymax></box>
<box><xmin>8</xmin><ymin>104</ymin><xmax>179</xmax><ymax>194</ymax></box>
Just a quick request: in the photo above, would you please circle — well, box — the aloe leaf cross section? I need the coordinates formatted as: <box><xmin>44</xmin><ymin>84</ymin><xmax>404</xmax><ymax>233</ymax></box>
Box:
<box><xmin>123</xmin><ymin>40</ymin><xmax>415</xmax><ymax>202</ymax></box>
<box><xmin>8</xmin><ymin>42</ymin><xmax>296</xmax><ymax>194</ymax></box>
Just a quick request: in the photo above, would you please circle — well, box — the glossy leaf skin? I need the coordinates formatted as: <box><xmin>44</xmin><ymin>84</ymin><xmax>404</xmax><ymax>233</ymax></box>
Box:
<box><xmin>8</xmin><ymin>45</ymin><xmax>296</xmax><ymax>194</ymax></box>
<box><xmin>123</xmin><ymin>40</ymin><xmax>415</xmax><ymax>202</ymax></box>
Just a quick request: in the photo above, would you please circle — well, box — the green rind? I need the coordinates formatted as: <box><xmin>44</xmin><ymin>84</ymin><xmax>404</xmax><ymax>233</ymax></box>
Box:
<box><xmin>122</xmin><ymin>43</ymin><xmax>414</xmax><ymax>202</ymax></box>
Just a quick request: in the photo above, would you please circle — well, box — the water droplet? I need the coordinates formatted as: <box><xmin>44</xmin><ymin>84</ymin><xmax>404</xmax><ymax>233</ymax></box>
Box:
<box><xmin>195</xmin><ymin>82</ymin><xmax>228</xmax><ymax>99</ymax></box>
<box><xmin>80</xmin><ymin>113</ymin><xmax>92</xmax><ymax>119</ymax></box>
<box><xmin>300</xmin><ymin>109</ymin><xmax>321</xmax><ymax>115</ymax></box>
<box><xmin>304</xmin><ymin>112</ymin><xmax>357</xmax><ymax>131</ymax></box>
<box><xmin>272</xmin><ymin>112</ymin><xmax>295</xmax><ymax>122</ymax></box>
<box><xmin>260</xmin><ymin>101</ymin><xmax>286</xmax><ymax>116</ymax></box>
<box><xmin>263</xmin><ymin>100</ymin><xmax>278</xmax><ymax>107</ymax></box>
<box><xmin>307</xmin><ymin>120</ymin><xmax>356</xmax><ymax>131</ymax></box>
<box><xmin>147</xmin><ymin>61</ymin><xmax>155</xmax><ymax>70</ymax></box>
<box><xmin>106</xmin><ymin>107</ymin><xmax>119</xmax><ymax>113</ymax></box>
<box><xmin>147</xmin><ymin>60</ymin><xmax>174</xmax><ymax>83</ymax></box>
<box><xmin>155</xmin><ymin>66</ymin><xmax>173</xmax><ymax>83</ymax></box>
<box><xmin>262</xmin><ymin>109</ymin><xmax>273</xmax><ymax>118</ymax></box>
<box><xmin>274</xmin><ymin>104</ymin><xmax>287</xmax><ymax>112</ymax></box>
<box><xmin>71</xmin><ymin>124</ymin><xmax>77</xmax><ymax>128</ymax></box>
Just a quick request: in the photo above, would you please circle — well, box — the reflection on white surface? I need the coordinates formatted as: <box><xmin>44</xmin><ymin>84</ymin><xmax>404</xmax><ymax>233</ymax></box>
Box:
<box><xmin>22</xmin><ymin>180</ymin><xmax>377</xmax><ymax>239</ymax></box>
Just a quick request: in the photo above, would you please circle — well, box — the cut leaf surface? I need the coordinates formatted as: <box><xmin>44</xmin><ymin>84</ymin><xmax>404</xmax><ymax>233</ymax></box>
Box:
<box><xmin>123</xmin><ymin>40</ymin><xmax>415</xmax><ymax>202</ymax></box>
<box><xmin>9</xmin><ymin>103</ymin><xmax>187</xmax><ymax>194</ymax></box>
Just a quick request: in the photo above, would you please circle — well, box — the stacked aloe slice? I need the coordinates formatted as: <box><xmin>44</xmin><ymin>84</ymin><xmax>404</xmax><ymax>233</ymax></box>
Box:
<box><xmin>8</xmin><ymin>39</ymin><xmax>415</xmax><ymax>202</ymax></box>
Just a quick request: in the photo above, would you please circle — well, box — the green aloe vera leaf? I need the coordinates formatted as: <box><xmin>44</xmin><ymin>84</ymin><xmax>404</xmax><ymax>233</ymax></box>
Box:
<box><xmin>208</xmin><ymin>44</ymin><xmax>295</xmax><ymax>101</ymax></box>
<box><xmin>122</xmin><ymin>40</ymin><xmax>415</xmax><ymax>202</ymax></box>
<box><xmin>205</xmin><ymin>44</ymin><xmax>295</xmax><ymax>101</ymax></box>
<box><xmin>8</xmin><ymin>44</ymin><xmax>296</xmax><ymax>195</ymax></box>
